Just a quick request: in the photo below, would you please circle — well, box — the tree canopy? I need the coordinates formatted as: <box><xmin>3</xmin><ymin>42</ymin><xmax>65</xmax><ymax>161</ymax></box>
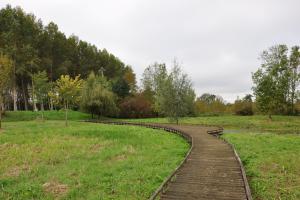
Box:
<box><xmin>81</xmin><ymin>72</ymin><xmax>118</xmax><ymax>118</ymax></box>
<box><xmin>0</xmin><ymin>54</ymin><xmax>13</xmax><ymax>128</ymax></box>
<box><xmin>142</xmin><ymin>61</ymin><xmax>195</xmax><ymax>123</ymax></box>
<box><xmin>252</xmin><ymin>45</ymin><xmax>300</xmax><ymax>118</ymax></box>
<box><xmin>0</xmin><ymin>5</ymin><xmax>134</xmax><ymax>111</ymax></box>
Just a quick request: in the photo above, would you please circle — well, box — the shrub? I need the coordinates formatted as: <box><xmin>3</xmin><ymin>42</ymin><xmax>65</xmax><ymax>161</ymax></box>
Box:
<box><xmin>119</xmin><ymin>94</ymin><xmax>155</xmax><ymax>118</ymax></box>
<box><xmin>234</xmin><ymin>96</ymin><xmax>254</xmax><ymax>116</ymax></box>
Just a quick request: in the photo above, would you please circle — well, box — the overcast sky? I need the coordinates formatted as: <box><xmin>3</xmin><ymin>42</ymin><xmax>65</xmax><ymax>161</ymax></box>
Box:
<box><xmin>1</xmin><ymin>0</ymin><xmax>300</xmax><ymax>102</ymax></box>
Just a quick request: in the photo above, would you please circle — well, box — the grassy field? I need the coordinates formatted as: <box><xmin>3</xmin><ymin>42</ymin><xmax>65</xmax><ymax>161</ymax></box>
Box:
<box><xmin>222</xmin><ymin>133</ymin><xmax>300</xmax><ymax>200</ymax></box>
<box><xmin>2</xmin><ymin>110</ymin><xmax>90</xmax><ymax>122</ymax></box>
<box><xmin>123</xmin><ymin>115</ymin><xmax>300</xmax><ymax>134</ymax></box>
<box><xmin>0</xmin><ymin>120</ymin><xmax>189</xmax><ymax>200</ymax></box>
<box><xmin>124</xmin><ymin>115</ymin><xmax>300</xmax><ymax>200</ymax></box>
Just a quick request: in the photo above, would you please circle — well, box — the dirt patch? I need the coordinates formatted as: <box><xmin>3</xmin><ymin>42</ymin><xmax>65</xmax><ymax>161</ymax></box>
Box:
<box><xmin>109</xmin><ymin>145</ymin><xmax>137</xmax><ymax>162</ymax></box>
<box><xmin>89</xmin><ymin>143</ymin><xmax>104</xmax><ymax>153</ymax></box>
<box><xmin>42</xmin><ymin>180</ymin><xmax>68</xmax><ymax>197</ymax></box>
<box><xmin>124</xmin><ymin>145</ymin><xmax>136</xmax><ymax>154</ymax></box>
<box><xmin>0</xmin><ymin>143</ymin><xmax>18</xmax><ymax>150</ymax></box>
<box><xmin>4</xmin><ymin>165</ymin><xmax>30</xmax><ymax>178</ymax></box>
<box><xmin>114</xmin><ymin>154</ymin><xmax>127</xmax><ymax>161</ymax></box>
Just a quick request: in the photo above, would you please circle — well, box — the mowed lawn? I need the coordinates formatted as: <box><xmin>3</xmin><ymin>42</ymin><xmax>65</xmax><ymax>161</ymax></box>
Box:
<box><xmin>125</xmin><ymin>115</ymin><xmax>300</xmax><ymax>200</ymax></box>
<box><xmin>0</xmin><ymin>120</ymin><xmax>189</xmax><ymax>200</ymax></box>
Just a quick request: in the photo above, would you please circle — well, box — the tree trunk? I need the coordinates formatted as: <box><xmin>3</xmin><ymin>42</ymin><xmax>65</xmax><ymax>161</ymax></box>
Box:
<box><xmin>13</xmin><ymin>83</ymin><xmax>17</xmax><ymax>111</ymax></box>
<box><xmin>291</xmin><ymin>67</ymin><xmax>297</xmax><ymax>115</ymax></box>
<box><xmin>50</xmin><ymin>98</ymin><xmax>54</xmax><ymax>110</ymax></box>
<box><xmin>268</xmin><ymin>114</ymin><xmax>272</xmax><ymax>121</ymax></box>
<box><xmin>65</xmin><ymin>101</ymin><xmax>68</xmax><ymax>127</ymax></box>
<box><xmin>12</xmin><ymin>61</ymin><xmax>17</xmax><ymax>111</ymax></box>
<box><xmin>0</xmin><ymin>109</ymin><xmax>2</xmax><ymax>129</ymax></box>
<box><xmin>0</xmin><ymin>100</ymin><xmax>2</xmax><ymax>129</ymax></box>
<box><xmin>32</xmin><ymin>80</ymin><xmax>38</xmax><ymax>112</ymax></box>
<box><xmin>21</xmin><ymin>79</ymin><xmax>28</xmax><ymax>111</ymax></box>
<box><xmin>41</xmin><ymin>102</ymin><xmax>44</xmax><ymax>121</ymax></box>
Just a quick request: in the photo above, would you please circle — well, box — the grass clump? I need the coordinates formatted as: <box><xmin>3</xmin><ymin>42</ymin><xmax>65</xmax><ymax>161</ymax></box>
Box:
<box><xmin>0</xmin><ymin>121</ymin><xmax>189</xmax><ymax>200</ymax></box>
<box><xmin>222</xmin><ymin>133</ymin><xmax>300</xmax><ymax>200</ymax></box>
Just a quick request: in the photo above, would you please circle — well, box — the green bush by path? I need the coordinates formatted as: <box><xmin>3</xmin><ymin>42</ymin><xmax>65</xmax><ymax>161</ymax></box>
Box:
<box><xmin>222</xmin><ymin>133</ymin><xmax>300</xmax><ymax>200</ymax></box>
<box><xmin>2</xmin><ymin>111</ymin><xmax>90</xmax><ymax>122</ymax></box>
<box><xmin>0</xmin><ymin>121</ymin><xmax>189</xmax><ymax>199</ymax></box>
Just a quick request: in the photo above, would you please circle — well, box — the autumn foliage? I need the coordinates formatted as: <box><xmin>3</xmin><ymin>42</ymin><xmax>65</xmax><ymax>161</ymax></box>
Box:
<box><xmin>119</xmin><ymin>93</ymin><xmax>155</xmax><ymax>118</ymax></box>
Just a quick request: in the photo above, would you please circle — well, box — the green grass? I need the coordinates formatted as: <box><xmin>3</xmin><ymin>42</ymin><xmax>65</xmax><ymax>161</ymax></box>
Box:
<box><xmin>124</xmin><ymin>115</ymin><xmax>300</xmax><ymax>199</ymax></box>
<box><xmin>123</xmin><ymin>115</ymin><xmax>300</xmax><ymax>133</ymax></box>
<box><xmin>222</xmin><ymin>133</ymin><xmax>300</xmax><ymax>200</ymax></box>
<box><xmin>2</xmin><ymin>110</ymin><xmax>90</xmax><ymax>122</ymax></box>
<box><xmin>0</xmin><ymin>121</ymin><xmax>189</xmax><ymax>200</ymax></box>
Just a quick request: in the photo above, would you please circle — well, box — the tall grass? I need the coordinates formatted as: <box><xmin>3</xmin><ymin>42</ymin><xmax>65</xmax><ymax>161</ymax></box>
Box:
<box><xmin>0</xmin><ymin>121</ymin><xmax>188</xmax><ymax>199</ymax></box>
<box><xmin>2</xmin><ymin>110</ymin><xmax>90</xmax><ymax>122</ymax></box>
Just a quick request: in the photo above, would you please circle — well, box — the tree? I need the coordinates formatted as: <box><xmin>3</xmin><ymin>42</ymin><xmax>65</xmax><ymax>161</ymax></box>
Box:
<box><xmin>0</xmin><ymin>5</ymin><xmax>131</xmax><ymax>112</ymax></box>
<box><xmin>0</xmin><ymin>54</ymin><xmax>13</xmax><ymax>129</ymax></box>
<box><xmin>119</xmin><ymin>93</ymin><xmax>154</xmax><ymax>118</ymax></box>
<box><xmin>81</xmin><ymin>72</ymin><xmax>118</xmax><ymax>118</ymax></box>
<box><xmin>112</xmin><ymin>78</ymin><xmax>130</xmax><ymax>99</ymax></box>
<box><xmin>233</xmin><ymin>95</ymin><xmax>254</xmax><ymax>116</ymax></box>
<box><xmin>195</xmin><ymin>93</ymin><xmax>226</xmax><ymax>114</ymax></box>
<box><xmin>142</xmin><ymin>62</ymin><xmax>167</xmax><ymax>113</ymax></box>
<box><xmin>252</xmin><ymin>45</ymin><xmax>300</xmax><ymax>117</ymax></box>
<box><xmin>142</xmin><ymin>63</ymin><xmax>167</xmax><ymax>94</ymax></box>
<box><xmin>54</xmin><ymin>75</ymin><xmax>83</xmax><ymax>126</ymax></box>
<box><xmin>123</xmin><ymin>66</ymin><xmax>137</xmax><ymax>93</ymax></box>
<box><xmin>289</xmin><ymin>46</ymin><xmax>300</xmax><ymax>114</ymax></box>
<box><xmin>32</xmin><ymin>71</ymin><xmax>50</xmax><ymax>120</ymax></box>
<box><xmin>252</xmin><ymin>45</ymin><xmax>290</xmax><ymax>119</ymax></box>
<box><xmin>0</xmin><ymin>5</ymin><xmax>42</xmax><ymax>111</ymax></box>
<box><xmin>155</xmin><ymin>61</ymin><xmax>195</xmax><ymax>124</ymax></box>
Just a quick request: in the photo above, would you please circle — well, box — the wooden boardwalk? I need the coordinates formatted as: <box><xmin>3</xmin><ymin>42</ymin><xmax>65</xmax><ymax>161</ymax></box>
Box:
<box><xmin>157</xmin><ymin>124</ymin><xmax>250</xmax><ymax>200</ymax></box>
<box><xmin>90</xmin><ymin>121</ymin><xmax>251</xmax><ymax>200</ymax></box>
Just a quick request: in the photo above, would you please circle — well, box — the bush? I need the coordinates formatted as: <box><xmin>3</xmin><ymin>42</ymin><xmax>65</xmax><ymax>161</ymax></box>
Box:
<box><xmin>234</xmin><ymin>100</ymin><xmax>254</xmax><ymax>116</ymax></box>
<box><xmin>119</xmin><ymin>94</ymin><xmax>156</xmax><ymax>118</ymax></box>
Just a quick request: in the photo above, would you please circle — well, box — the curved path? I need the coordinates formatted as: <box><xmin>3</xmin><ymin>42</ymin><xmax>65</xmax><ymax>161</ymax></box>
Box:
<box><xmin>158</xmin><ymin>124</ymin><xmax>251</xmax><ymax>200</ymax></box>
<box><xmin>89</xmin><ymin>121</ymin><xmax>251</xmax><ymax>200</ymax></box>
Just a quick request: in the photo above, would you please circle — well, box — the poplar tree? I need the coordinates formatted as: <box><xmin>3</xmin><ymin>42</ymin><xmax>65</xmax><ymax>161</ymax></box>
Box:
<box><xmin>32</xmin><ymin>71</ymin><xmax>50</xmax><ymax>120</ymax></box>
<box><xmin>0</xmin><ymin>54</ymin><xmax>13</xmax><ymax>129</ymax></box>
<box><xmin>252</xmin><ymin>45</ymin><xmax>295</xmax><ymax>119</ymax></box>
<box><xmin>289</xmin><ymin>46</ymin><xmax>300</xmax><ymax>114</ymax></box>
<box><xmin>145</xmin><ymin>61</ymin><xmax>195</xmax><ymax>124</ymax></box>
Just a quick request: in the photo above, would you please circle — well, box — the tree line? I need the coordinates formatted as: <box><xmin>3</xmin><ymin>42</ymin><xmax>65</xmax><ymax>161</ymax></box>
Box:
<box><xmin>0</xmin><ymin>5</ymin><xmax>136</xmax><ymax>112</ymax></box>
<box><xmin>0</xmin><ymin>5</ymin><xmax>299</xmax><ymax>127</ymax></box>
